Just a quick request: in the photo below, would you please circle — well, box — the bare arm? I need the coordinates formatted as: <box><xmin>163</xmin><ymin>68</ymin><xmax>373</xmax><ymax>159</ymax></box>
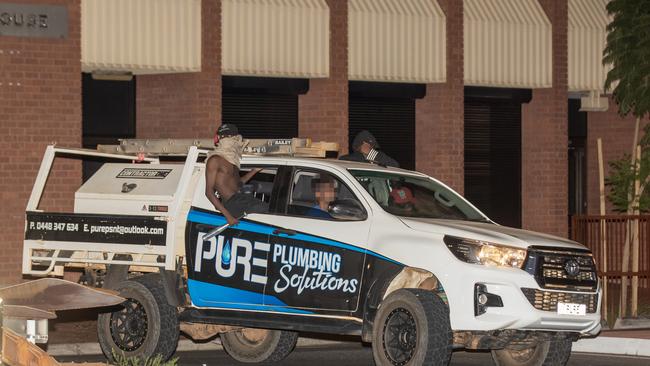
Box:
<box><xmin>240</xmin><ymin>168</ymin><xmax>263</xmax><ymax>184</ymax></box>
<box><xmin>205</xmin><ymin>157</ymin><xmax>238</xmax><ymax>225</ymax></box>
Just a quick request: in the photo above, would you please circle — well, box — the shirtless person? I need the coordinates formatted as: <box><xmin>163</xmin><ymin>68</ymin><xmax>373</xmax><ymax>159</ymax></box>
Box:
<box><xmin>205</xmin><ymin>124</ymin><xmax>266</xmax><ymax>226</ymax></box>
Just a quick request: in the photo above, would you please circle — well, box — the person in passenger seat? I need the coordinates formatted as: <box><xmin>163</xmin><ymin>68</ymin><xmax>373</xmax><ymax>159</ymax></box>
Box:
<box><xmin>305</xmin><ymin>176</ymin><xmax>337</xmax><ymax>218</ymax></box>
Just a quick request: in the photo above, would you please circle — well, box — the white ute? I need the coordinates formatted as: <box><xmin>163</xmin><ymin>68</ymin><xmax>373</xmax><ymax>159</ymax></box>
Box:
<box><xmin>23</xmin><ymin>142</ymin><xmax>601</xmax><ymax>366</ymax></box>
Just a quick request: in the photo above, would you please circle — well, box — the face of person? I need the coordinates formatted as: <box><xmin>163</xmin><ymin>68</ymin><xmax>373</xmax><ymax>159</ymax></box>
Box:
<box><xmin>358</xmin><ymin>141</ymin><xmax>373</xmax><ymax>155</ymax></box>
<box><xmin>314</xmin><ymin>182</ymin><xmax>336</xmax><ymax>203</ymax></box>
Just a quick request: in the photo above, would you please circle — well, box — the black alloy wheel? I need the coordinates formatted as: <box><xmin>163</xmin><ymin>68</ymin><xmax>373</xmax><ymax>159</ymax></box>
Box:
<box><xmin>382</xmin><ymin>308</ymin><xmax>418</xmax><ymax>365</ymax></box>
<box><xmin>109</xmin><ymin>298</ymin><xmax>149</xmax><ymax>352</ymax></box>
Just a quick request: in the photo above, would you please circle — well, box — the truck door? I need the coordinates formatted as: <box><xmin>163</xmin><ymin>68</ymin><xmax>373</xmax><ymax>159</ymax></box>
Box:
<box><xmin>263</xmin><ymin>168</ymin><xmax>371</xmax><ymax>313</ymax></box>
<box><xmin>185</xmin><ymin>166</ymin><xmax>278</xmax><ymax>311</ymax></box>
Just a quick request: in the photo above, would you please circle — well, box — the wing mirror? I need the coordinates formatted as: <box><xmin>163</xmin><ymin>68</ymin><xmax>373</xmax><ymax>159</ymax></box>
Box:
<box><xmin>328</xmin><ymin>199</ymin><xmax>367</xmax><ymax>221</ymax></box>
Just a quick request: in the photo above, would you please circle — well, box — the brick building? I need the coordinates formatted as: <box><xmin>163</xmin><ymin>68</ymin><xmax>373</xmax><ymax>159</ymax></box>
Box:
<box><xmin>0</xmin><ymin>0</ymin><xmax>642</xmax><ymax>286</ymax></box>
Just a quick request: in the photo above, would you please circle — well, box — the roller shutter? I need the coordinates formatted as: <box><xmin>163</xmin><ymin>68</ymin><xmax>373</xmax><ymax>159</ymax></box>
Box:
<box><xmin>465</xmin><ymin>88</ymin><xmax>528</xmax><ymax>228</ymax></box>
<box><xmin>349</xmin><ymin>98</ymin><xmax>415</xmax><ymax>170</ymax></box>
<box><xmin>222</xmin><ymin>77</ymin><xmax>307</xmax><ymax>139</ymax></box>
<box><xmin>348</xmin><ymin>82</ymin><xmax>424</xmax><ymax>170</ymax></box>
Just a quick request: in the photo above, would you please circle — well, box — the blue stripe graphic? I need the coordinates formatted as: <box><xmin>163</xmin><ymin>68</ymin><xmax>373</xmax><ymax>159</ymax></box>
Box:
<box><xmin>187</xmin><ymin>279</ymin><xmax>313</xmax><ymax>314</ymax></box>
<box><xmin>187</xmin><ymin>209</ymin><xmax>401</xmax><ymax>265</ymax></box>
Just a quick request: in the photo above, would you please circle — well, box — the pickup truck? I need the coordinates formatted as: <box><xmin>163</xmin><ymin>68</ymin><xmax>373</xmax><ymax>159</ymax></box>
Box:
<box><xmin>23</xmin><ymin>144</ymin><xmax>601</xmax><ymax>366</ymax></box>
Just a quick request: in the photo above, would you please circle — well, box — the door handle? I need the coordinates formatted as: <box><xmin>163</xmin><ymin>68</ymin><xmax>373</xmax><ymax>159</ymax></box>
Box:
<box><xmin>273</xmin><ymin>228</ymin><xmax>297</xmax><ymax>236</ymax></box>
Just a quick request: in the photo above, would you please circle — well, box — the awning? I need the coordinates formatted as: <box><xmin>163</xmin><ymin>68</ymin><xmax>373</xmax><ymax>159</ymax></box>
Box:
<box><xmin>464</xmin><ymin>0</ymin><xmax>552</xmax><ymax>88</ymax></box>
<box><xmin>348</xmin><ymin>0</ymin><xmax>446</xmax><ymax>83</ymax></box>
<box><xmin>222</xmin><ymin>0</ymin><xmax>329</xmax><ymax>78</ymax></box>
<box><xmin>81</xmin><ymin>0</ymin><xmax>201</xmax><ymax>75</ymax></box>
<box><xmin>568</xmin><ymin>0</ymin><xmax>611</xmax><ymax>92</ymax></box>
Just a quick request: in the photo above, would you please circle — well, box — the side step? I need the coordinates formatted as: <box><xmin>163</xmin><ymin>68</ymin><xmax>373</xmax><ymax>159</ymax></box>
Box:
<box><xmin>179</xmin><ymin>308</ymin><xmax>362</xmax><ymax>336</ymax></box>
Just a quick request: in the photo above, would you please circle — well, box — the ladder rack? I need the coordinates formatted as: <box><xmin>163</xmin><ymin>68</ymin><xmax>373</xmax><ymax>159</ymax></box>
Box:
<box><xmin>97</xmin><ymin>138</ymin><xmax>339</xmax><ymax>158</ymax></box>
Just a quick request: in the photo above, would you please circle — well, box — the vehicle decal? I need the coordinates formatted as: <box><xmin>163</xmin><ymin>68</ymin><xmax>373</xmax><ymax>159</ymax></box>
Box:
<box><xmin>187</xmin><ymin>208</ymin><xmax>401</xmax><ymax>265</ymax></box>
<box><xmin>116</xmin><ymin>167</ymin><xmax>172</xmax><ymax>179</ymax></box>
<box><xmin>25</xmin><ymin>211</ymin><xmax>167</xmax><ymax>246</ymax></box>
<box><xmin>186</xmin><ymin>207</ymin><xmax>406</xmax><ymax>314</ymax></box>
<box><xmin>187</xmin><ymin>279</ymin><xmax>313</xmax><ymax>314</ymax></box>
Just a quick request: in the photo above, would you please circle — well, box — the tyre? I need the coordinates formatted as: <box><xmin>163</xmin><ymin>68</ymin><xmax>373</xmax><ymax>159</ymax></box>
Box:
<box><xmin>372</xmin><ymin>289</ymin><xmax>452</xmax><ymax>366</ymax></box>
<box><xmin>97</xmin><ymin>274</ymin><xmax>179</xmax><ymax>362</ymax></box>
<box><xmin>491</xmin><ymin>337</ymin><xmax>572</xmax><ymax>366</ymax></box>
<box><xmin>221</xmin><ymin>328</ymin><xmax>298</xmax><ymax>363</ymax></box>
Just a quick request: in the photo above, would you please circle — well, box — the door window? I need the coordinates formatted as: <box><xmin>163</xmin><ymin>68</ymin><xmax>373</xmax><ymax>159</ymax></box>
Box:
<box><xmin>287</xmin><ymin>169</ymin><xmax>366</xmax><ymax>221</ymax></box>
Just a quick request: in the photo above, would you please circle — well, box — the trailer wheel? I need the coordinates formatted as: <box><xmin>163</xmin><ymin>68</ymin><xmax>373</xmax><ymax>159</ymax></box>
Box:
<box><xmin>221</xmin><ymin>328</ymin><xmax>298</xmax><ymax>363</ymax></box>
<box><xmin>97</xmin><ymin>274</ymin><xmax>179</xmax><ymax>361</ymax></box>
<box><xmin>491</xmin><ymin>337</ymin><xmax>572</xmax><ymax>366</ymax></box>
<box><xmin>372</xmin><ymin>289</ymin><xmax>452</xmax><ymax>366</ymax></box>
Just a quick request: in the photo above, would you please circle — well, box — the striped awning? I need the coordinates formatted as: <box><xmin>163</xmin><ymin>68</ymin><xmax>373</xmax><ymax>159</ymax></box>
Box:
<box><xmin>221</xmin><ymin>0</ymin><xmax>329</xmax><ymax>78</ymax></box>
<box><xmin>82</xmin><ymin>0</ymin><xmax>201</xmax><ymax>75</ymax></box>
<box><xmin>348</xmin><ymin>0</ymin><xmax>446</xmax><ymax>83</ymax></box>
<box><xmin>568</xmin><ymin>0</ymin><xmax>611</xmax><ymax>92</ymax></box>
<box><xmin>464</xmin><ymin>0</ymin><xmax>552</xmax><ymax>88</ymax></box>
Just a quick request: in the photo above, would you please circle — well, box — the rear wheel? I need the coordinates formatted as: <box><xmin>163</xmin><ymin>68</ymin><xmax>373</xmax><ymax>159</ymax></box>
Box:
<box><xmin>221</xmin><ymin>328</ymin><xmax>298</xmax><ymax>363</ymax></box>
<box><xmin>97</xmin><ymin>274</ymin><xmax>179</xmax><ymax>362</ymax></box>
<box><xmin>491</xmin><ymin>337</ymin><xmax>572</xmax><ymax>366</ymax></box>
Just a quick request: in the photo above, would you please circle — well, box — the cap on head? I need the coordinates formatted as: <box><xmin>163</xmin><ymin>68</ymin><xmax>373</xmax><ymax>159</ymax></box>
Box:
<box><xmin>352</xmin><ymin>130</ymin><xmax>379</xmax><ymax>150</ymax></box>
<box><xmin>217</xmin><ymin>123</ymin><xmax>239</xmax><ymax>137</ymax></box>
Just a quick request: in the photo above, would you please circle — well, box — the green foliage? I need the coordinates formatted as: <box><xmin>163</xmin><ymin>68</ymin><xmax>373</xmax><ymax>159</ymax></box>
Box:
<box><xmin>606</xmin><ymin>124</ymin><xmax>650</xmax><ymax>212</ymax></box>
<box><xmin>111</xmin><ymin>350</ymin><xmax>178</xmax><ymax>366</ymax></box>
<box><xmin>603</xmin><ymin>0</ymin><xmax>650</xmax><ymax>119</ymax></box>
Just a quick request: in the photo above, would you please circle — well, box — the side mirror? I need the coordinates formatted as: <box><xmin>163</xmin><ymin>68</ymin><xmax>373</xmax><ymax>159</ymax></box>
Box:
<box><xmin>329</xmin><ymin>199</ymin><xmax>367</xmax><ymax>221</ymax></box>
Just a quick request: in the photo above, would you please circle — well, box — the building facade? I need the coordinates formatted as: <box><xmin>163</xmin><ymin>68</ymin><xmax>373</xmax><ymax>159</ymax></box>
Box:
<box><xmin>0</xmin><ymin>0</ymin><xmax>643</xmax><ymax>286</ymax></box>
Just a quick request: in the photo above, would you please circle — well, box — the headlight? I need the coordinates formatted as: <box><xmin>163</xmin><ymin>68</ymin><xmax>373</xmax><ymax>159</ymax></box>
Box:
<box><xmin>443</xmin><ymin>236</ymin><xmax>527</xmax><ymax>268</ymax></box>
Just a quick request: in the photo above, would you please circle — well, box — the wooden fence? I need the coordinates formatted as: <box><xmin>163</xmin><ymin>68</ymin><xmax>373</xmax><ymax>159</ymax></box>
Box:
<box><xmin>571</xmin><ymin>215</ymin><xmax>650</xmax><ymax>280</ymax></box>
<box><xmin>571</xmin><ymin>215</ymin><xmax>650</xmax><ymax>320</ymax></box>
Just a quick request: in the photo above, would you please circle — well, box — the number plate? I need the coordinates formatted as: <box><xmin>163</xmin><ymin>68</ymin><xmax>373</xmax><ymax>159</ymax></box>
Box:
<box><xmin>557</xmin><ymin>302</ymin><xmax>586</xmax><ymax>316</ymax></box>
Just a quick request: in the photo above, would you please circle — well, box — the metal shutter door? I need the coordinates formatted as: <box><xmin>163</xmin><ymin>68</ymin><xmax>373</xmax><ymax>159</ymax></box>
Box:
<box><xmin>222</xmin><ymin>93</ymin><xmax>298</xmax><ymax>139</ymax></box>
<box><xmin>464</xmin><ymin>100</ymin><xmax>522</xmax><ymax>228</ymax></box>
<box><xmin>349</xmin><ymin>97</ymin><xmax>415</xmax><ymax>170</ymax></box>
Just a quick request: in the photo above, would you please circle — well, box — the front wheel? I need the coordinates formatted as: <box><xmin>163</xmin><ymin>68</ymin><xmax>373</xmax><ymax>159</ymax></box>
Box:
<box><xmin>491</xmin><ymin>337</ymin><xmax>572</xmax><ymax>366</ymax></box>
<box><xmin>372</xmin><ymin>289</ymin><xmax>452</xmax><ymax>366</ymax></box>
<box><xmin>221</xmin><ymin>328</ymin><xmax>298</xmax><ymax>363</ymax></box>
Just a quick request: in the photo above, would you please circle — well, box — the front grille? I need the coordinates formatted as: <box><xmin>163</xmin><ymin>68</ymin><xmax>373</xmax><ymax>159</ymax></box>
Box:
<box><xmin>521</xmin><ymin>288</ymin><xmax>599</xmax><ymax>313</ymax></box>
<box><xmin>523</xmin><ymin>247</ymin><xmax>598</xmax><ymax>292</ymax></box>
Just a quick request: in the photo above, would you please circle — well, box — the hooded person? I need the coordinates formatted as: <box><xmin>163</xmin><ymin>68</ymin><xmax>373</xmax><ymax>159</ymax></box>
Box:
<box><xmin>339</xmin><ymin>130</ymin><xmax>400</xmax><ymax>168</ymax></box>
<box><xmin>204</xmin><ymin>124</ymin><xmax>267</xmax><ymax>225</ymax></box>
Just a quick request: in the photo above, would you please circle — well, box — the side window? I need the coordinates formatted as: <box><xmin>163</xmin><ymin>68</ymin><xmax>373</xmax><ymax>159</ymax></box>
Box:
<box><xmin>287</xmin><ymin>169</ymin><xmax>366</xmax><ymax>221</ymax></box>
<box><xmin>239</xmin><ymin>166</ymin><xmax>278</xmax><ymax>204</ymax></box>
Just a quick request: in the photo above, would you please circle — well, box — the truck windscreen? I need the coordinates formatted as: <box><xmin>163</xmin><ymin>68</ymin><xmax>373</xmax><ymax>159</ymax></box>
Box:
<box><xmin>349</xmin><ymin>170</ymin><xmax>487</xmax><ymax>221</ymax></box>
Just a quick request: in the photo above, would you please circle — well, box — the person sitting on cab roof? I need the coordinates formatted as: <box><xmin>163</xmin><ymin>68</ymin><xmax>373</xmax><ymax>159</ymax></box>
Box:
<box><xmin>339</xmin><ymin>130</ymin><xmax>400</xmax><ymax>168</ymax></box>
<box><xmin>205</xmin><ymin>123</ymin><xmax>265</xmax><ymax>225</ymax></box>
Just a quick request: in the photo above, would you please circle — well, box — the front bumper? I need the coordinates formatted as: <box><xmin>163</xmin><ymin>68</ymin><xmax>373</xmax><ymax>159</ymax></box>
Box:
<box><xmin>443</xmin><ymin>263</ymin><xmax>602</xmax><ymax>336</ymax></box>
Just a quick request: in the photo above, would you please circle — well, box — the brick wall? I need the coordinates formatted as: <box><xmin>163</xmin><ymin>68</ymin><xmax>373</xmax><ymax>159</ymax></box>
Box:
<box><xmin>521</xmin><ymin>0</ymin><xmax>569</xmax><ymax>237</ymax></box>
<box><xmin>586</xmin><ymin>101</ymin><xmax>650</xmax><ymax>214</ymax></box>
<box><xmin>298</xmin><ymin>0</ymin><xmax>349</xmax><ymax>153</ymax></box>
<box><xmin>415</xmin><ymin>0</ymin><xmax>464</xmax><ymax>194</ymax></box>
<box><xmin>0</xmin><ymin>0</ymin><xmax>82</xmax><ymax>286</ymax></box>
<box><xmin>136</xmin><ymin>0</ymin><xmax>221</xmax><ymax>138</ymax></box>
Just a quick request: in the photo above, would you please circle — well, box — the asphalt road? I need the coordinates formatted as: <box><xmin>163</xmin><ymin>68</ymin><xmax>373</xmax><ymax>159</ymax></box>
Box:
<box><xmin>57</xmin><ymin>344</ymin><xmax>650</xmax><ymax>366</ymax></box>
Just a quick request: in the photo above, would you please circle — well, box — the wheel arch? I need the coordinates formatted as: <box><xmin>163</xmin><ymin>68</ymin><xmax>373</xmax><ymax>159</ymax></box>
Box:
<box><xmin>361</xmin><ymin>266</ymin><xmax>447</xmax><ymax>343</ymax></box>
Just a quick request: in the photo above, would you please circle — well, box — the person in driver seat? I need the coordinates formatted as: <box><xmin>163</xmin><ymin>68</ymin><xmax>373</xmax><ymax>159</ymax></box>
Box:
<box><xmin>305</xmin><ymin>176</ymin><xmax>337</xmax><ymax>218</ymax></box>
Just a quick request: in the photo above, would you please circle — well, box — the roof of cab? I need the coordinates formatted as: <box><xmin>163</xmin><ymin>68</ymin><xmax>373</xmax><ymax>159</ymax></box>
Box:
<box><xmin>239</xmin><ymin>155</ymin><xmax>426</xmax><ymax>176</ymax></box>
